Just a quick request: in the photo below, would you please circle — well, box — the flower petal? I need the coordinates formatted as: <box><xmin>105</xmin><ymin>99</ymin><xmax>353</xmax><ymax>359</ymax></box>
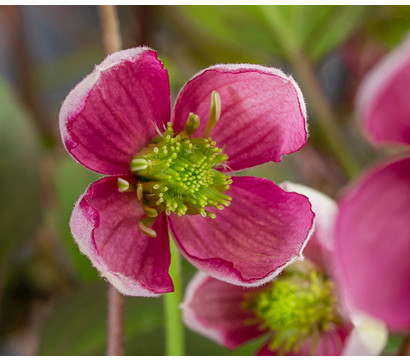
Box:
<box><xmin>169</xmin><ymin>176</ymin><xmax>314</xmax><ymax>286</ymax></box>
<box><xmin>342</xmin><ymin>312</ymin><xmax>388</xmax><ymax>356</ymax></box>
<box><xmin>357</xmin><ymin>35</ymin><xmax>410</xmax><ymax>147</ymax></box>
<box><xmin>59</xmin><ymin>47</ymin><xmax>171</xmax><ymax>175</ymax></box>
<box><xmin>70</xmin><ymin>176</ymin><xmax>173</xmax><ymax>296</ymax></box>
<box><xmin>172</xmin><ymin>64</ymin><xmax>307</xmax><ymax>172</ymax></box>
<box><xmin>181</xmin><ymin>272</ymin><xmax>266</xmax><ymax>349</ymax></box>
<box><xmin>257</xmin><ymin>326</ymin><xmax>351</xmax><ymax>356</ymax></box>
<box><xmin>335</xmin><ymin>156</ymin><xmax>410</xmax><ymax>330</ymax></box>
<box><xmin>280</xmin><ymin>182</ymin><xmax>338</xmax><ymax>271</ymax></box>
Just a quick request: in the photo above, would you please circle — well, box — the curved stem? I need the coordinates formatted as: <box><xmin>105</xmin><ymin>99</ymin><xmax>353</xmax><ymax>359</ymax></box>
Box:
<box><xmin>164</xmin><ymin>236</ymin><xmax>185</xmax><ymax>355</ymax></box>
<box><xmin>106</xmin><ymin>284</ymin><xmax>125</xmax><ymax>356</ymax></box>
<box><xmin>99</xmin><ymin>5</ymin><xmax>125</xmax><ymax>356</ymax></box>
<box><xmin>259</xmin><ymin>5</ymin><xmax>360</xmax><ymax>179</ymax></box>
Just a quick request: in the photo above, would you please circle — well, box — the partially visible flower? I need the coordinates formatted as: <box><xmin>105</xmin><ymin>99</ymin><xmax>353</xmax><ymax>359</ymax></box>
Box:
<box><xmin>181</xmin><ymin>183</ymin><xmax>388</xmax><ymax>355</ymax></box>
<box><xmin>59</xmin><ymin>47</ymin><xmax>315</xmax><ymax>297</ymax></box>
<box><xmin>335</xmin><ymin>35</ymin><xmax>410</xmax><ymax>331</ymax></box>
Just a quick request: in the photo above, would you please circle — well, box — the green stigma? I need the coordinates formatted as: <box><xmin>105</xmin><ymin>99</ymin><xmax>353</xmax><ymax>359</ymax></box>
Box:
<box><xmin>244</xmin><ymin>270</ymin><xmax>341</xmax><ymax>355</ymax></box>
<box><xmin>119</xmin><ymin>91</ymin><xmax>232</xmax><ymax>237</ymax></box>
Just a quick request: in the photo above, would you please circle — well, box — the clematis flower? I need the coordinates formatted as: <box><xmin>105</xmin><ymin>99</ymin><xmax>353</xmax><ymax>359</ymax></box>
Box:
<box><xmin>59</xmin><ymin>47</ymin><xmax>315</xmax><ymax>297</ymax></box>
<box><xmin>335</xmin><ymin>35</ymin><xmax>410</xmax><ymax>331</ymax></box>
<box><xmin>182</xmin><ymin>183</ymin><xmax>388</xmax><ymax>355</ymax></box>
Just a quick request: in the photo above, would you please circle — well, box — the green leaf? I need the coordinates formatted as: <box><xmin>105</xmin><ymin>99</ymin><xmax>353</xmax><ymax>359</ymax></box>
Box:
<box><xmin>366</xmin><ymin>5</ymin><xmax>410</xmax><ymax>49</ymax></box>
<box><xmin>0</xmin><ymin>77</ymin><xmax>43</xmax><ymax>265</ymax></box>
<box><xmin>173</xmin><ymin>5</ymin><xmax>367</xmax><ymax>63</ymax></box>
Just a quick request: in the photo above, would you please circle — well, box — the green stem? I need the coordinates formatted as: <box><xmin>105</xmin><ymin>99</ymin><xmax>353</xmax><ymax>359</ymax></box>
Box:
<box><xmin>259</xmin><ymin>6</ymin><xmax>360</xmax><ymax>179</ymax></box>
<box><xmin>164</xmin><ymin>235</ymin><xmax>185</xmax><ymax>356</ymax></box>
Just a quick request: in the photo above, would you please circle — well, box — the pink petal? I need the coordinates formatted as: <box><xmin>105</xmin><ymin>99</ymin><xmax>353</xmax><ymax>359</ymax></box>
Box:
<box><xmin>357</xmin><ymin>35</ymin><xmax>410</xmax><ymax>147</ymax></box>
<box><xmin>257</xmin><ymin>326</ymin><xmax>351</xmax><ymax>356</ymax></box>
<box><xmin>70</xmin><ymin>176</ymin><xmax>173</xmax><ymax>296</ymax></box>
<box><xmin>59</xmin><ymin>47</ymin><xmax>171</xmax><ymax>175</ymax></box>
<box><xmin>335</xmin><ymin>156</ymin><xmax>410</xmax><ymax>330</ymax></box>
<box><xmin>172</xmin><ymin>64</ymin><xmax>307</xmax><ymax>172</ymax></box>
<box><xmin>169</xmin><ymin>176</ymin><xmax>314</xmax><ymax>287</ymax></box>
<box><xmin>181</xmin><ymin>272</ymin><xmax>266</xmax><ymax>349</ymax></box>
<box><xmin>280</xmin><ymin>182</ymin><xmax>338</xmax><ymax>272</ymax></box>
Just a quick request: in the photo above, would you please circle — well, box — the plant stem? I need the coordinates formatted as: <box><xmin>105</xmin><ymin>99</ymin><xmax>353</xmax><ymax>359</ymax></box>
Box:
<box><xmin>106</xmin><ymin>284</ymin><xmax>125</xmax><ymax>356</ymax></box>
<box><xmin>99</xmin><ymin>5</ymin><xmax>125</xmax><ymax>356</ymax></box>
<box><xmin>99</xmin><ymin>5</ymin><xmax>122</xmax><ymax>55</ymax></box>
<box><xmin>164</xmin><ymin>236</ymin><xmax>185</xmax><ymax>355</ymax></box>
<box><xmin>259</xmin><ymin>5</ymin><xmax>360</xmax><ymax>179</ymax></box>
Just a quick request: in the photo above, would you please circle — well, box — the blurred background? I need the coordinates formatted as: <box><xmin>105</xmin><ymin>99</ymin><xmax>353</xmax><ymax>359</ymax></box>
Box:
<box><xmin>0</xmin><ymin>5</ymin><xmax>408</xmax><ymax>355</ymax></box>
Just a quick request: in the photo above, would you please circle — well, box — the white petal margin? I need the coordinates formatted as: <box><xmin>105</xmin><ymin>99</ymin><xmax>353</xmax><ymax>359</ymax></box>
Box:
<box><xmin>342</xmin><ymin>312</ymin><xmax>388</xmax><ymax>356</ymax></box>
<box><xmin>70</xmin><ymin>186</ymin><xmax>163</xmax><ymax>298</ymax></box>
<box><xmin>280</xmin><ymin>181</ymin><xmax>337</xmax><ymax>253</ymax></box>
<box><xmin>357</xmin><ymin>34</ymin><xmax>410</xmax><ymax>127</ymax></box>
<box><xmin>59</xmin><ymin>46</ymin><xmax>151</xmax><ymax>155</ymax></box>
<box><xmin>180</xmin><ymin>272</ymin><xmax>225</xmax><ymax>345</ymax></box>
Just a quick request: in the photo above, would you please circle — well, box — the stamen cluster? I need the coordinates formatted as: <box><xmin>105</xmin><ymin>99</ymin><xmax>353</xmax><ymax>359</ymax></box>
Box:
<box><xmin>132</xmin><ymin>122</ymin><xmax>232</xmax><ymax>217</ymax></box>
<box><xmin>244</xmin><ymin>270</ymin><xmax>341</xmax><ymax>355</ymax></box>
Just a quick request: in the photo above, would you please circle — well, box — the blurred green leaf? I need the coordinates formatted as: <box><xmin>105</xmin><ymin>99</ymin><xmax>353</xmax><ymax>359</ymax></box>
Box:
<box><xmin>174</xmin><ymin>5</ymin><xmax>366</xmax><ymax>63</ymax></box>
<box><xmin>39</xmin><ymin>281</ymin><xmax>164</xmax><ymax>355</ymax></box>
<box><xmin>366</xmin><ymin>5</ymin><xmax>410</xmax><ymax>49</ymax></box>
<box><xmin>383</xmin><ymin>333</ymin><xmax>405</xmax><ymax>355</ymax></box>
<box><xmin>54</xmin><ymin>157</ymin><xmax>100</xmax><ymax>280</ymax></box>
<box><xmin>0</xmin><ymin>78</ymin><xmax>42</xmax><ymax>265</ymax></box>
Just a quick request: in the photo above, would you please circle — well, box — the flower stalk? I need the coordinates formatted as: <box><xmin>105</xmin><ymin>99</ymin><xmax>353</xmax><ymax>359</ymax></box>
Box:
<box><xmin>99</xmin><ymin>5</ymin><xmax>125</xmax><ymax>356</ymax></box>
<box><xmin>106</xmin><ymin>284</ymin><xmax>125</xmax><ymax>356</ymax></box>
<box><xmin>164</xmin><ymin>236</ymin><xmax>185</xmax><ymax>356</ymax></box>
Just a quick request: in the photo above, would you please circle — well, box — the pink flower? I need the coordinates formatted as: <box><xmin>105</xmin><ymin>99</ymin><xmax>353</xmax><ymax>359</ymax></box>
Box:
<box><xmin>335</xmin><ymin>35</ymin><xmax>410</xmax><ymax>331</ymax></box>
<box><xmin>181</xmin><ymin>183</ymin><xmax>388</xmax><ymax>355</ymax></box>
<box><xmin>59</xmin><ymin>47</ymin><xmax>315</xmax><ymax>297</ymax></box>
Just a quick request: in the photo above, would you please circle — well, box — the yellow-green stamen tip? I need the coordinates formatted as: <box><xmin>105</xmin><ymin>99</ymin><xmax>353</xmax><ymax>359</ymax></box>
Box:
<box><xmin>244</xmin><ymin>270</ymin><xmax>341</xmax><ymax>355</ymax></box>
<box><xmin>130</xmin><ymin>119</ymin><xmax>231</xmax><ymax>220</ymax></box>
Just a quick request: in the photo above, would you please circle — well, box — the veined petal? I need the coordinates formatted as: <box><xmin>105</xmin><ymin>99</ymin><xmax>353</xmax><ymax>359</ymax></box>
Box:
<box><xmin>181</xmin><ymin>272</ymin><xmax>266</xmax><ymax>349</ymax></box>
<box><xmin>70</xmin><ymin>176</ymin><xmax>173</xmax><ymax>297</ymax></box>
<box><xmin>335</xmin><ymin>155</ymin><xmax>410</xmax><ymax>330</ymax></box>
<box><xmin>257</xmin><ymin>326</ymin><xmax>351</xmax><ymax>356</ymax></box>
<box><xmin>59</xmin><ymin>47</ymin><xmax>171</xmax><ymax>175</ymax></box>
<box><xmin>172</xmin><ymin>64</ymin><xmax>308</xmax><ymax>172</ymax></box>
<box><xmin>169</xmin><ymin>176</ymin><xmax>314</xmax><ymax>287</ymax></box>
<box><xmin>280</xmin><ymin>182</ymin><xmax>338</xmax><ymax>272</ymax></box>
<box><xmin>357</xmin><ymin>35</ymin><xmax>410</xmax><ymax>147</ymax></box>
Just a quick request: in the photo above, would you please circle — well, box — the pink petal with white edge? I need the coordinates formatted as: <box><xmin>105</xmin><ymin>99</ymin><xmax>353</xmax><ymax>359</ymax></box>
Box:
<box><xmin>70</xmin><ymin>176</ymin><xmax>173</xmax><ymax>297</ymax></box>
<box><xmin>60</xmin><ymin>47</ymin><xmax>171</xmax><ymax>175</ymax></box>
<box><xmin>357</xmin><ymin>34</ymin><xmax>410</xmax><ymax>147</ymax></box>
<box><xmin>169</xmin><ymin>176</ymin><xmax>315</xmax><ymax>287</ymax></box>
<box><xmin>280</xmin><ymin>182</ymin><xmax>338</xmax><ymax>272</ymax></box>
<box><xmin>335</xmin><ymin>155</ymin><xmax>410</xmax><ymax>330</ymax></box>
<box><xmin>172</xmin><ymin>64</ymin><xmax>308</xmax><ymax>172</ymax></box>
<box><xmin>181</xmin><ymin>272</ymin><xmax>266</xmax><ymax>349</ymax></box>
<box><xmin>257</xmin><ymin>326</ymin><xmax>351</xmax><ymax>356</ymax></box>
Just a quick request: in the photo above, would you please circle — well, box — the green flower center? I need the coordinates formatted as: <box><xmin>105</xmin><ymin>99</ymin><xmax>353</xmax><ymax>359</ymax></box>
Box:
<box><xmin>118</xmin><ymin>91</ymin><xmax>232</xmax><ymax>237</ymax></box>
<box><xmin>244</xmin><ymin>269</ymin><xmax>341</xmax><ymax>355</ymax></box>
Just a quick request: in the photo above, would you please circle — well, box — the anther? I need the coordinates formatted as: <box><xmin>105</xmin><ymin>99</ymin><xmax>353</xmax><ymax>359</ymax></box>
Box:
<box><xmin>183</xmin><ymin>112</ymin><xmax>200</xmax><ymax>136</ymax></box>
<box><xmin>117</xmin><ymin>177</ymin><xmax>131</xmax><ymax>192</ymax></box>
<box><xmin>131</xmin><ymin>158</ymin><xmax>148</xmax><ymax>172</ymax></box>
<box><xmin>203</xmin><ymin>91</ymin><xmax>221</xmax><ymax>138</ymax></box>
